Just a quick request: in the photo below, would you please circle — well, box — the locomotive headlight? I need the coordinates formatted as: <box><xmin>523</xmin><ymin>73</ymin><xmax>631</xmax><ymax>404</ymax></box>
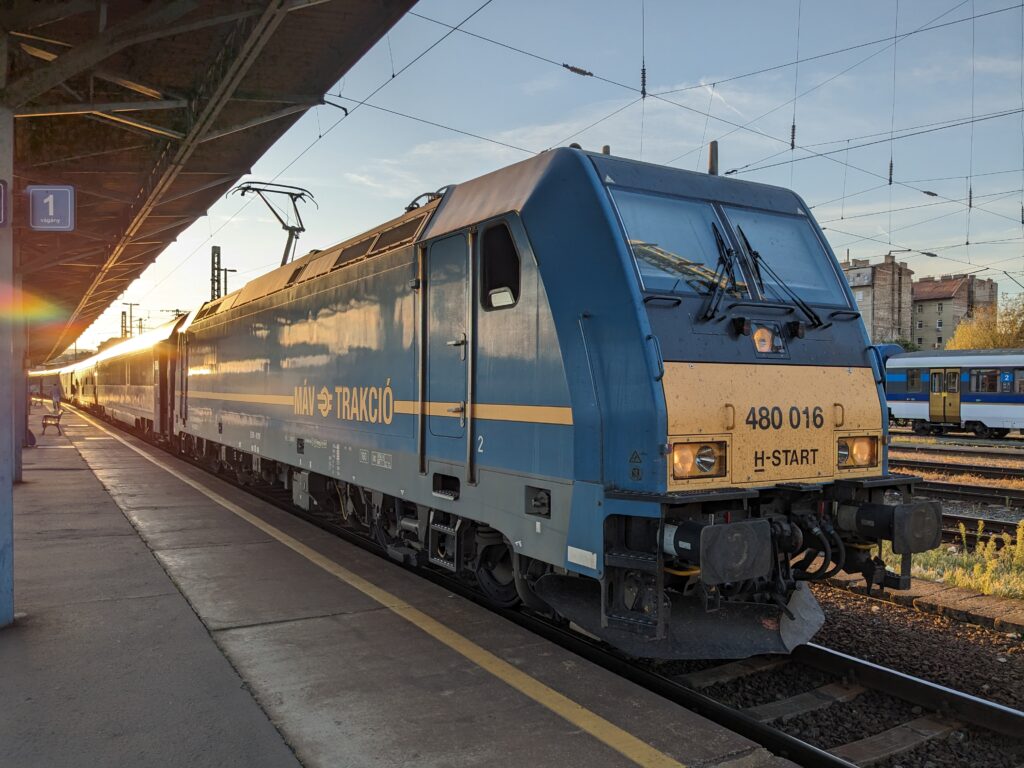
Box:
<box><xmin>752</xmin><ymin>326</ymin><xmax>775</xmax><ymax>353</ymax></box>
<box><xmin>672</xmin><ymin>441</ymin><xmax>727</xmax><ymax>479</ymax></box>
<box><xmin>837</xmin><ymin>436</ymin><xmax>878</xmax><ymax>468</ymax></box>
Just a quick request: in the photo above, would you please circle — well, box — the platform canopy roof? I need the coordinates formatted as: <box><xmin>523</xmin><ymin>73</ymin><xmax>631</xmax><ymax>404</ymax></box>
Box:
<box><xmin>2</xmin><ymin>0</ymin><xmax>414</xmax><ymax>364</ymax></box>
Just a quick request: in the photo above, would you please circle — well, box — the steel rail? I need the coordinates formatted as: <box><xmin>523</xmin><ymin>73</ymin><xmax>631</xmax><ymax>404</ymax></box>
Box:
<box><xmin>793</xmin><ymin>644</ymin><xmax>1024</xmax><ymax>738</ymax></box>
<box><xmin>942</xmin><ymin>512</ymin><xmax>1021</xmax><ymax>541</ymax></box>
<box><xmin>890</xmin><ymin>441</ymin><xmax>1024</xmax><ymax>458</ymax></box>
<box><xmin>890</xmin><ymin>458</ymin><xmax>1024</xmax><ymax>480</ymax></box>
<box><xmin>916</xmin><ymin>480</ymin><xmax>1024</xmax><ymax>507</ymax></box>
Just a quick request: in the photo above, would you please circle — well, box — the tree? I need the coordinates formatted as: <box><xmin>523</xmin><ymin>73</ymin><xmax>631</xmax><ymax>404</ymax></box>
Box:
<box><xmin>946</xmin><ymin>296</ymin><xmax>1024</xmax><ymax>350</ymax></box>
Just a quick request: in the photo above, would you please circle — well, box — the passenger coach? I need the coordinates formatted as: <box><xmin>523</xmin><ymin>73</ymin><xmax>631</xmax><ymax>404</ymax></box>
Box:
<box><xmin>886</xmin><ymin>349</ymin><xmax>1024</xmax><ymax>437</ymax></box>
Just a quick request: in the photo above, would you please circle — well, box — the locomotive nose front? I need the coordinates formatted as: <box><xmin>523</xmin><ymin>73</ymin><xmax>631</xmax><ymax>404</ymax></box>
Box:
<box><xmin>662</xmin><ymin>362</ymin><xmax>883</xmax><ymax>491</ymax></box>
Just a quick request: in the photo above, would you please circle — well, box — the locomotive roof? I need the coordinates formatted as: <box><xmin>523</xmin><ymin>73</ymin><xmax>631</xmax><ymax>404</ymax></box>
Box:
<box><xmin>191</xmin><ymin>147</ymin><xmax>809</xmax><ymax>323</ymax></box>
<box><xmin>421</xmin><ymin>147</ymin><xmax>806</xmax><ymax>243</ymax></box>
<box><xmin>190</xmin><ymin>197</ymin><xmax>441</xmax><ymax>322</ymax></box>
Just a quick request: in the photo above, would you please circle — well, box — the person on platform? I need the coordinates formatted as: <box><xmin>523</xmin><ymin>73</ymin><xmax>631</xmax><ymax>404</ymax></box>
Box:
<box><xmin>51</xmin><ymin>383</ymin><xmax>62</xmax><ymax>413</ymax></box>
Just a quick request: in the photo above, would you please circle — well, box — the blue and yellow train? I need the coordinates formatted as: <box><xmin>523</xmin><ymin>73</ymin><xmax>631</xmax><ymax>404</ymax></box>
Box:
<box><xmin>886</xmin><ymin>349</ymin><xmax>1024</xmax><ymax>437</ymax></box>
<box><xmin>48</xmin><ymin>148</ymin><xmax>941</xmax><ymax>659</ymax></box>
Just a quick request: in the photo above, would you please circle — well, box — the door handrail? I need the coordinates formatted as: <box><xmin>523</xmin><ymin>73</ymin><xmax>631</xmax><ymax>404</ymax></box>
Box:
<box><xmin>416</xmin><ymin>244</ymin><xmax>427</xmax><ymax>475</ymax></box>
<box><xmin>465</xmin><ymin>227</ymin><xmax>477</xmax><ymax>485</ymax></box>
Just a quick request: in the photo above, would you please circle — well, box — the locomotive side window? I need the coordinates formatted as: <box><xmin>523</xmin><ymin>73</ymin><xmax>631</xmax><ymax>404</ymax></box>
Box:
<box><xmin>906</xmin><ymin>369</ymin><xmax>921</xmax><ymax>392</ymax></box>
<box><xmin>480</xmin><ymin>222</ymin><xmax>520</xmax><ymax>310</ymax></box>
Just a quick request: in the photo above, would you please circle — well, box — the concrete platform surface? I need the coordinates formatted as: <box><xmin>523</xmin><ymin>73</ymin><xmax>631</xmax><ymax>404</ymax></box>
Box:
<box><xmin>1</xmin><ymin>408</ymin><xmax>301</xmax><ymax>768</ymax></box>
<box><xmin>4</xmin><ymin>408</ymin><xmax>796</xmax><ymax>768</ymax></box>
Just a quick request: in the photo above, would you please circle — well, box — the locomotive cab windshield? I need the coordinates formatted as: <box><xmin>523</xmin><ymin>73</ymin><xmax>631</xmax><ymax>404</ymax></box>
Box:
<box><xmin>611</xmin><ymin>185</ymin><xmax>849</xmax><ymax>314</ymax></box>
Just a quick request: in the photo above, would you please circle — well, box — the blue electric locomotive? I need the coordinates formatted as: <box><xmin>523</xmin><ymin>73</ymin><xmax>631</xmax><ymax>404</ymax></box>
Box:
<box><xmin>58</xmin><ymin>148</ymin><xmax>942</xmax><ymax>659</ymax></box>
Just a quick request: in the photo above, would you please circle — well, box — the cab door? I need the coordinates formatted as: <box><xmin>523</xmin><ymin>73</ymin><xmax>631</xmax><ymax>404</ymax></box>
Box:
<box><xmin>425</xmin><ymin>233</ymin><xmax>469</xmax><ymax>458</ymax></box>
<box><xmin>944</xmin><ymin>368</ymin><xmax>961</xmax><ymax>423</ymax></box>
<box><xmin>929</xmin><ymin>369</ymin><xmax>944</xmax><ymax>422</ymax></box>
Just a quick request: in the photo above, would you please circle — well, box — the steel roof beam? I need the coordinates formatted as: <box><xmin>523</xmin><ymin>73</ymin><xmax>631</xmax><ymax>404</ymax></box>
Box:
<box><xmin>87</xmin><ymin>111</ymin><xmax>183</xmax><ymax>140</ymax></box>
<box><xmin>154</xmin><ymin>175</ymin><xmax>238</xmax><ymax>207</ymax></box>
<box><xmin>0</xmin><ymin>0</ymin><xmax>94</xmax><ymax>31</ymax></box>
<box><xmin>15</xmin><ymin>99</ymin><xmax>187</xmax><ymax>117</ymax></box>
<box><xmin>1</xmin><ymin>1</ymin><xmax>200</xmax><ymax>108</ymax></box>
<box><xmin>29</xmin><ymin>142</ymin><xmax>147</xmax><ymax>169</ymax></box>
<box><xmin>200</xmin><ymin>102</ymin><xmax>317</xmax><ymax>144</ymax></box>
<box><xmin>48</xmin><ymin>1</ymin><xmax>295</xmax><ymax>359</ymax></box>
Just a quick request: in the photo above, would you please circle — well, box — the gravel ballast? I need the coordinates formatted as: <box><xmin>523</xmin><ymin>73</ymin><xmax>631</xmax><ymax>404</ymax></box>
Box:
<box><xmin>812</xmin><ymin>584</ymin><xmax>1024</xmax><ymax>708</ymax></box>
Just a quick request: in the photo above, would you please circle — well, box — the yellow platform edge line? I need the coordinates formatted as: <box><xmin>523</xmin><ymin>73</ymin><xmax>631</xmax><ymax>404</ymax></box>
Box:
<box><xmin>72</xmin><ymin>409</ymin><xmax>683</xmax><ymax>768</ymax></box>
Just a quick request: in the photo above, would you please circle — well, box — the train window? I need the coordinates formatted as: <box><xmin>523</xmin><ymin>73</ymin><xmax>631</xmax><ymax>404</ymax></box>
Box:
<box><xmin>480</xmin><ymin>222</ymin><xmax>520</xmax><ymax>310</ymax></box>
<box><xmin>946</xmin><ymin>371</ymin><xmax>959</xmax><ymax>393</ymax></box>
<box><xmin>371</xmin><ymin>215</ymin><xmax>424</xmax><ymax>253</ymax></box>
<box><xmin>1015</xmin><ymin>370</ymin><xmax>1024</xmax><ymax>393</ymax></box>
<box><xmin>129</xmin><ymin>357</ymin><xmax>153</xmax><ymax>387</ymax></box>
<box><xmin>195</xmin><ymin>301</ymin><xmax>221</xmax><ymax>320</ymax></box>
<box><xmin>724</xmin><ymin>206</ymin><xmax>848</xmax><ymax>307</ymax></box>
<box><xmin>907</xmin><ymin>369</ymin><xmax>921</xmax><ymax>392</ymax></box>
<box><xmin>332</xmin><ymin>237</ymin><xmax>375</xmax><ymax>269</ymax></box>
<box><xmin>612</xmin><ymin>189</ymin><xmax>739</xmax><ymax>296</ymax></box>
<box><xmin>931</xmin><ymin>374</ymin><xmax>942</xmax><ymax>393</ymax></box>
<box><xmin>970</xmin><ymin>368</ymin><xmax>999</xmax><ymax>393</ymax></box>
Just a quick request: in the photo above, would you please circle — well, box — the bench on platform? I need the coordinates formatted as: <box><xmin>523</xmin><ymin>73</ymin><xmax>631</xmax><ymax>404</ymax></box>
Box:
<box><xmin>42</xmin><ymin>410</ymin><xmax>65</xmax><ymax>436</ymax></box>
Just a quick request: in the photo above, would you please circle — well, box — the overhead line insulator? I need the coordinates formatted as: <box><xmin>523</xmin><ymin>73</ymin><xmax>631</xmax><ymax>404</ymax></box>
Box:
<box><xmin>561</xmin><ymin>63</ymin><xmax>593</xmax><ymax>77</ymax></box>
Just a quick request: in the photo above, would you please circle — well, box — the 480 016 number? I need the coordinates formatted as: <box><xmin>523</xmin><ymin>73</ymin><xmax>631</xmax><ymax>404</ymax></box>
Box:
<box><xmin>745</xmin><ymin>405</ymin><xmax>824</xmax><ymax>430</ymax></box>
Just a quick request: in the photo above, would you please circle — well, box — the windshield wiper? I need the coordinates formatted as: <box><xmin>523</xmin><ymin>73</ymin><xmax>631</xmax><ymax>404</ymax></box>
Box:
<box><xmin>735</xmin><ymin>225</ymin><xmax>824</xmax><ymax>328</ymax></box>
<box><xmin>701</xmin><ymin>222</ymin><xmax>739</xmax><ymax>321</ymax></box>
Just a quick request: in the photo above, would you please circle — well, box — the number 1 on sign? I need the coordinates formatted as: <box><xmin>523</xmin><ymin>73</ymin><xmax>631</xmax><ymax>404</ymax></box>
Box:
<box><xmin>43</xmin><ymin>193</ymin><xmax>55</xmax><ymax>216</ymax></box>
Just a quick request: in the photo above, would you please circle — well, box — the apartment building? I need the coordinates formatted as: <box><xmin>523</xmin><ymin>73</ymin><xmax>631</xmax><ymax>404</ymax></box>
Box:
<box><xmin>840</xmin><ymin>253</ymin><xmax>914</xmax><ymax>343</ymax></box>
<box><xmin>911</xmin><ymin>274</ymin><xmax>998</xmax><ymax>349</ymax></box>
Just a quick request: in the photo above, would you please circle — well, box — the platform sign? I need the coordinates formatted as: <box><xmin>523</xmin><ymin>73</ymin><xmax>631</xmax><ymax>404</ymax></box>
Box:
<box><xmin>27</xmin><ymin>185</ymin><xmax>75</xmax><ymax>231</ymax></box>
<box><xmin>0</xmin><ymin>180</ymin><xmax>6</xmax><ymax>227</ymax></box>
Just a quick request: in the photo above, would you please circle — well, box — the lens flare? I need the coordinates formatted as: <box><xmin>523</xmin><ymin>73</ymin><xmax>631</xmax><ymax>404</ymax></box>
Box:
<box><xmin>0</xmin><ymin>284</ymin><xmax>64</xmax><ymax>322</ymax></box>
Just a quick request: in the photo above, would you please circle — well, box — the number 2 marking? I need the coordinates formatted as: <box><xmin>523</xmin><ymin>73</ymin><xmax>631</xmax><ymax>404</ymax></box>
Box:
<box><xmin>477</xmin><ymin>435</ymin><xmax>484</xmax><ymax>453</ymax></box>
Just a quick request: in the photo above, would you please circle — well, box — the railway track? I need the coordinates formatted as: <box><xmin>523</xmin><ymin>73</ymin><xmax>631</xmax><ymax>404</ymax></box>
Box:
<box><xmin>914</xmin><ymin>480</ymin><xmax>1024</xmax><ymax>508</ymax></box>
<box><xmin>890</xmin><ymin>428</ymin><xmax>1024</xmax><ymax>447</ymax></box>
<box><xmin>889</xmin><ymin>458</ymin><xmax>1024</xmax><ymax>481</ymax></box>
<box><xmin>890</xmin><ymin>441</ymin><xmax>1024</xmax><ymax>459</ymax></box>
<box><xmin>69</xmin><ymin>404</ymin><xmax>1024</xmax><ymax>767</ymax></box>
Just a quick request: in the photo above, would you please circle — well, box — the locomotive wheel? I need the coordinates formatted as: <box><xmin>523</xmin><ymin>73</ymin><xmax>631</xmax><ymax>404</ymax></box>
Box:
<box><xmin>475</xmin><ymin>542</ymin><xmax>520</xmax><ymax>608</ymax></box>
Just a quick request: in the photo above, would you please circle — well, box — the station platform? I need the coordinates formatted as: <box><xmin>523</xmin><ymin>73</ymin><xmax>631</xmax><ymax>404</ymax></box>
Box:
<box><xmin>2</xmin><ymin>407</ymin><xmax>794</xmax><ymax>768</ymax></box>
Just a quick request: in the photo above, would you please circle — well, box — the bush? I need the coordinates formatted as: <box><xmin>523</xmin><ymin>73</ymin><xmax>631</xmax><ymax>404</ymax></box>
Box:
<box><xmin>883</xmin><ymin>520</ymin><xmax>1024</xmax><ymax>599</ymax></box>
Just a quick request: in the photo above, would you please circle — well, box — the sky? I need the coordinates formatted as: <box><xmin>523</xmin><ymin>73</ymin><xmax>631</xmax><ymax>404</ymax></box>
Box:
<box><xmin>70</xmin><ymin>0</ymin><xmax>1024</xmax><ymax>350</ymax></box>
